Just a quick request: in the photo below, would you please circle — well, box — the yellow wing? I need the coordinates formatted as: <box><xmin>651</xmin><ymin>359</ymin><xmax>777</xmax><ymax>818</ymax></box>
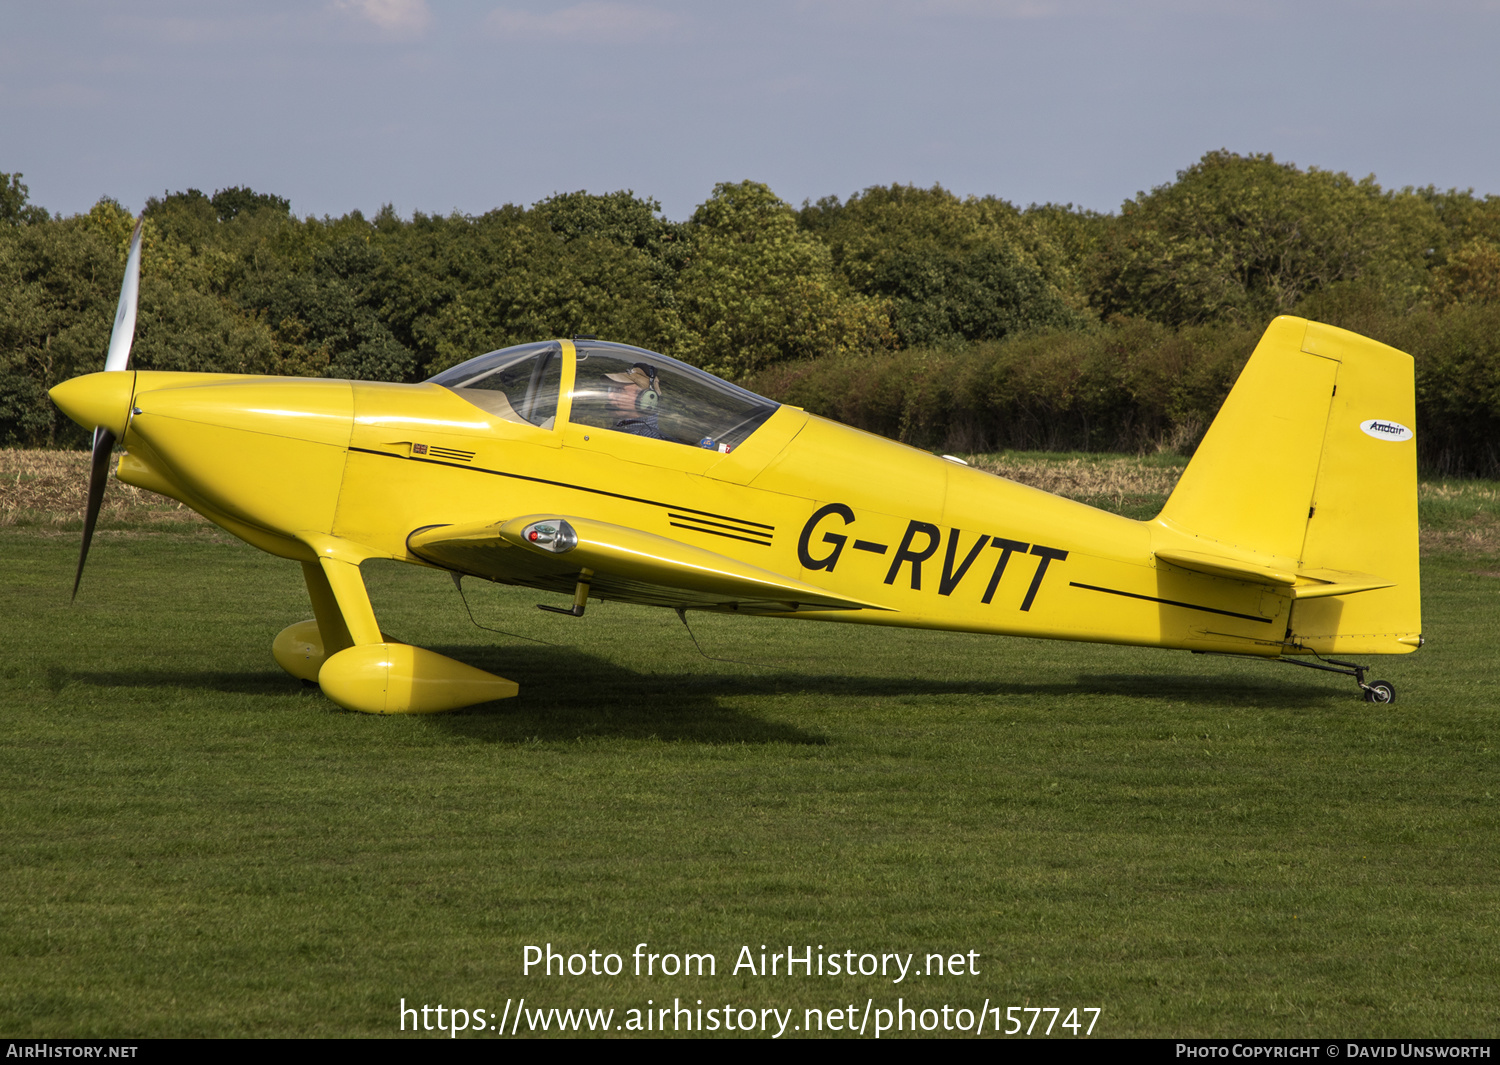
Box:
<box><xmin>407</xmin><ymin>514</ymin><xmax>888</xmax><ymax>614</ymax></box>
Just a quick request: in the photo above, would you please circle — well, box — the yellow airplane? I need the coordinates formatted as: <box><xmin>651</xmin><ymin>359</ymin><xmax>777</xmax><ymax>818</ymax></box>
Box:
<box><xmin>50</xmin><ymin>225</ymin><xmax>1421</xmax><ymax>714</ymax></box>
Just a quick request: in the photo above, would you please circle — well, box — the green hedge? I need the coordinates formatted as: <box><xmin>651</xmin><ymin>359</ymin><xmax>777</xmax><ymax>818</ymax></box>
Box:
<box><xmin>746</xmin><ymin>305</ymin><xmax>1500</xmax><ymax>477</ymax></box>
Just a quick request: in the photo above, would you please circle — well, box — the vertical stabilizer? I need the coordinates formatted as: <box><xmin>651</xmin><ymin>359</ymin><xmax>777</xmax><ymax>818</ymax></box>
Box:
<box><xmin>1159</xmin><ymin>317</ymin><xmax>1337</xmax><ymax>567</ymax></box>
<box><xmin>1155</xmin><ymin>316</ymin><xmax>1421</xmax><ymax>655</ymax></box>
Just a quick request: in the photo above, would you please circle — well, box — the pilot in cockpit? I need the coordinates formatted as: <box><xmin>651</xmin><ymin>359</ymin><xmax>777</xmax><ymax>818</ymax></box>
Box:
<box><xmin>604</xmin><ymin>363</ymin><xmax>667</xmax><ymax>440</ymax></box>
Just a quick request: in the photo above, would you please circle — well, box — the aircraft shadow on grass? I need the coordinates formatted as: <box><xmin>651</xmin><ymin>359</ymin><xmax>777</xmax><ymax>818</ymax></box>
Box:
<box><xmin>1070</xmin><ymin>672</ymin><xmax>1343</xmax><ymax>705</ymax></box>
<box><xmin>69</xmin><ymin>641</ymin><xmax>1346</xmax><ymax>746</ymax></box>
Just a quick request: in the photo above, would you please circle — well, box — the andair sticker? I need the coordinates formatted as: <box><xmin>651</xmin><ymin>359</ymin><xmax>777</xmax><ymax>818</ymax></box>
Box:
<box><xmin>1360</xmin><ymin>419</ymin><xmax>1413</xmax><ymax>442</ymax></box>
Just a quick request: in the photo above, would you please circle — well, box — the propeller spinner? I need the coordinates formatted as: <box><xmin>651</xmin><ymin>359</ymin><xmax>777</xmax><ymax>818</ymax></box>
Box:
<box><xmin>70</xmin><ymin>218</ymin><xmax>143</xmax><ymax>600</ymax></box>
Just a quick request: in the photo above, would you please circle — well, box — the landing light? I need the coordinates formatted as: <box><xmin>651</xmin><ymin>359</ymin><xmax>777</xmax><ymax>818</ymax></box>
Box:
<box><xmin>522</xmin><ymin>520</ymin><xmax>577</xmax><ymax>553</ymax></box>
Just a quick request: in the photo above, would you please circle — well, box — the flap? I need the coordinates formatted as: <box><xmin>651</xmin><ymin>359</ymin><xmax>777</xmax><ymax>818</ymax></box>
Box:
<box><xmin>408</xmin><ymin>514</ymin><xmax>886</xmax><ymax>614</ymax></box>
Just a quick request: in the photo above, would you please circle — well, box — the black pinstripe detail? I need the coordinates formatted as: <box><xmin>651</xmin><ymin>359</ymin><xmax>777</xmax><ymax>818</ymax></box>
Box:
<box><xmin>668</xmin><ymin>522</ymin><xmax>773</xmax><ymax>546</ymax></box>
<box><xmin>666</xmin><ymin>512</ymin><xmax>772</xmax><ymax>541</ymax></box>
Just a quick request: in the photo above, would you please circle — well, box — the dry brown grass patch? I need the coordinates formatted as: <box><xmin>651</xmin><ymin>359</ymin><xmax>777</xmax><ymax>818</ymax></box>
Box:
<box><xmin>965</xmin><ymin>454</ymin><xmax>1182</xmax><ymax>506</ymax></box>
<box><xmin>1420</xmin><ymin>521</ymin><xmax>1500</xmax><ymax>556</ymax></box>
<box><xmin>1417</xmin><ymin>481</ymin><xmax>1500</xmax><ymax>505</ymax></box>
<box><xmin>1417</xmin><ymin>480</ymin><xmax>1500</xmax><ymax>557</ymax></box>
<box><xmin>0</xmin><ymin>449</ymin><xmax>205</xmax><ymax>528</ymax></box>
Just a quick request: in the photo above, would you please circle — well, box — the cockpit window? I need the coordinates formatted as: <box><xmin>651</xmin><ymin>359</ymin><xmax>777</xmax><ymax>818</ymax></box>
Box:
<box><xmin>570</xmin><ymin>342</ymin><xmax>779</xmax><ymax>451</ymax></box>
<box><xmin>427</xmin><ymin>341</ymin><xmax>562</xmax><ymax>428</ymax></box>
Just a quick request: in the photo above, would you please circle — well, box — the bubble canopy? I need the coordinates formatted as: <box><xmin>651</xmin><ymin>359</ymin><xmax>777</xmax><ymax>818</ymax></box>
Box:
<box><xmin>428</xmin><ymin>340</ymin><xmax>780</xmax><ymax>450</ymax></box>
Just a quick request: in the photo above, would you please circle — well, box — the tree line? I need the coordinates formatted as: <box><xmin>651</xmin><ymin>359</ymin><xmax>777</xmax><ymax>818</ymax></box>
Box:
<box><xmin>2</xmin><ymin>152</ymin><xmax>1497</xmax><ymax>473</ymax></box>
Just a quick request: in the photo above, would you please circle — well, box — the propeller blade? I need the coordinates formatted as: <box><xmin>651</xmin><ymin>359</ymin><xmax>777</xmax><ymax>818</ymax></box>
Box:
<box><xmin>104</xmin><ymin>219</ymin><xmax>143</xmax><ymax>373</ymax></box>
<box><xmin>73</xmin><ymin>218</ymin><xmax>141</xmax><ymax>598</ymax></box>
<box><xmin>72</xmin><ymin>426</ymin><xmax>117</xmax><ymax>600</ymax></box>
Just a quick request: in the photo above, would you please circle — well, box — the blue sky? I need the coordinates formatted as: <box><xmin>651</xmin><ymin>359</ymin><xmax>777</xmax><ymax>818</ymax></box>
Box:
<box><xmin>3</xmin><ymin>0</ymin><xmax>1497</xmax><ymax>221</ymax></box>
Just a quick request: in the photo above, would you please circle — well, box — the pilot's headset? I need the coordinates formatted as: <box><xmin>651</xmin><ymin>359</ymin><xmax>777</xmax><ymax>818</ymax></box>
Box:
<box><xmin>633</xmin><ymin>364</ymin><xmax>660</xmax><ymax>413</ymax></box>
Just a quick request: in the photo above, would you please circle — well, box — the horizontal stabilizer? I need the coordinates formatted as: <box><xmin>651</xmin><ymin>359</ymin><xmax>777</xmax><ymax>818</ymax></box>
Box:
<box><xmin>1287</xmin><ymin>569</ymin><xmax>1395</xmax><ymax>600</ymax></box>
<box><xmin>1156</xmin><ymin>548</ymin><xmax>1393</xmax><ymax>600</ymax></box>
<box><xmin>1155</xmin><ymin>548</ymin><xmax>1297</xmax><ymax>586</ymax></box>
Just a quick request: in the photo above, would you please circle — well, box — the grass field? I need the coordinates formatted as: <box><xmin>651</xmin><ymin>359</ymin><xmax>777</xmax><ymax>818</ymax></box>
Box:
<box><xmin>2</xmin><ymin>450</ymin><xmax>1497</xmax><ymax>1038</ymax></box>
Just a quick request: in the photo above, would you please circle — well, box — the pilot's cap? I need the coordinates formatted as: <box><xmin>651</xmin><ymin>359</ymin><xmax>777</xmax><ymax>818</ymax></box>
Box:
<box><xmin>603</xmin><ymin>364</ymin><xmax>659</xmax><ymax>391</ymax></box>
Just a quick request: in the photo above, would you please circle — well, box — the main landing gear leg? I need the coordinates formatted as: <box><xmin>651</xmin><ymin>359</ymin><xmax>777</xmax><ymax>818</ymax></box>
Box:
<box><xmin>275</xmin><ymin>557</ymin><xmax>518</xmax><ymax>713</ymax></box>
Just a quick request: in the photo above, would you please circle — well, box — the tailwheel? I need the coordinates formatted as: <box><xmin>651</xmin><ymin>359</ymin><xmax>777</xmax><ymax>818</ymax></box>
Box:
<box><xmin>1262</xmin><ymin>654</ymin><xmax>1402</xmax><ymax>702</ymax></box>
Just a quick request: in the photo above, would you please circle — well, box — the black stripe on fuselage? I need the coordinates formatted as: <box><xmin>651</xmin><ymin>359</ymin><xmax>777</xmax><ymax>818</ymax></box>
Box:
<box><xmin>349</xmin><ymin>446</ymin><xmax>776</xmax><ymax>533</ymax></box>
<box><xmin>668</xmin><ymin>522</ymin><xmax>774</xmax><ymax>546</ymax></box>
<box><xmin>1069</xmin><ymin>582</ymin><xmax>1273</xmax><ymax>624</ymax></box>
<box><xmin>666</xmin><ymin>513</ymin><xmax>772</xmax><ymax>540</ymax></box>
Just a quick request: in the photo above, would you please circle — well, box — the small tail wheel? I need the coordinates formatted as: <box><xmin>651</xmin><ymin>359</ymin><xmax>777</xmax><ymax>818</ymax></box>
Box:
<box><xmin>1363</xmin><ymin>680</ymin><xmax>1396</xmax><ymax>704</ymax></box>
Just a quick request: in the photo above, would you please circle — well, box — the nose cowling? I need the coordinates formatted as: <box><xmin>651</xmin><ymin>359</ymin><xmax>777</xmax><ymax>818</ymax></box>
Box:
<box><xmin>124</xmin><ymin>375</ymin><xmax>355</xmax><ymax>539</ymax></box>
<box><xmin>49</xmin><ymin>371</ymin><xmax>136</xmax><ymax>437</ymax></box>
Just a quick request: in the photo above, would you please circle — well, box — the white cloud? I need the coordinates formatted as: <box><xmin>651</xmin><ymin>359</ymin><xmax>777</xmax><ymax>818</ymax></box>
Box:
<box><xmin>334</xmin><ymin>0</ymin><xmax>433</xmax><ymax>36</ymax></box>
<box><xmin>485</xmin><ymin>3</ymin><xmax>681</xmax><ymax>42</ymax></box>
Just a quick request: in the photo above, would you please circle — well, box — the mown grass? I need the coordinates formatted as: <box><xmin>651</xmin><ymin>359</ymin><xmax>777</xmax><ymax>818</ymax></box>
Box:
<box><xmin>1</xmin><ymin>452</ymin><xmax>1497</xmax><ymax>1038</ymax></box>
